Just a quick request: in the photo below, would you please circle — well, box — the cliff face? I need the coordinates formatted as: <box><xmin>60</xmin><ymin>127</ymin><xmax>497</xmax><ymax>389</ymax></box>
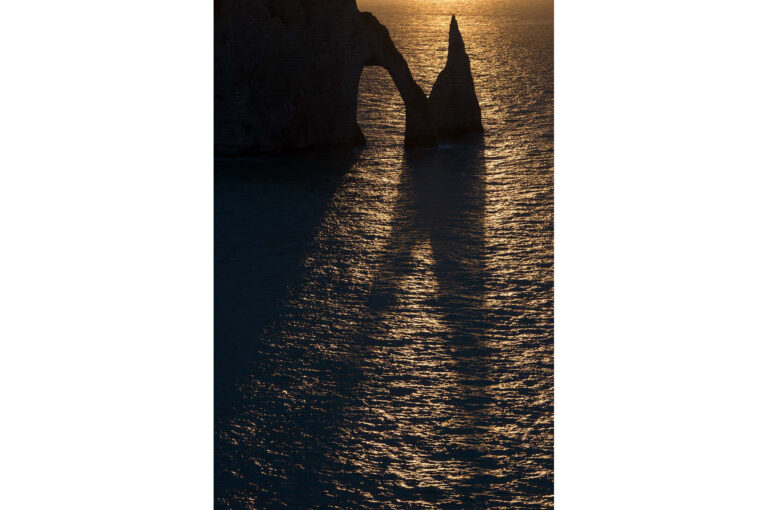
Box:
<box><xmin>214</xmin><ymin>3</ymin><xmax>482</xmax><ymax>156</ymax></box>
<box><xmin>214</xmin><ymin>0</ymin><xmax>436</xmax><ymax>156</ymax></box>
<box><xmin>428</xmin><ymin>16</ymin><xmax>484</xmax><ymax>137</ymax></box>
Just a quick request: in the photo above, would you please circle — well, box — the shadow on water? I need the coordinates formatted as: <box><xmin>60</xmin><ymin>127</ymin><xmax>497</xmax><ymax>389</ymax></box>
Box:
<box><xmin>216</xmin><ymin>139</ymin><xmax>513</xmax><ymax>508</ymax></box>
<box><xmin>366</xmin><ymin>135</ymin><xmax>487</xmax><ymax>318</ymax></box>
<box><xmin>214</xmin><ymin>151</ymin><xmax>356</xmax><ymax>420</ymax></box>
<box><xmin>411</xmin><ymin>142</ymin><xmax>498</xmax><ymax>509</ymax></box>
<box><xmin>215</xmin><ymin>150</ymin><xmax>380</xmax><ymax>509</ymax></box>
<box><xmin>363</xmin><ymin>136</ymin><xmax>498</xmax><ymax>507</ymax></box>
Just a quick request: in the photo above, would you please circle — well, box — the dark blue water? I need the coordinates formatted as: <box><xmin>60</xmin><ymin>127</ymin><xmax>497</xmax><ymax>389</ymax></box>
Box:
<box><xmin>216</xmin><ymin>2</ymin><xmax>553</xmax><ymax>507</ymax></box>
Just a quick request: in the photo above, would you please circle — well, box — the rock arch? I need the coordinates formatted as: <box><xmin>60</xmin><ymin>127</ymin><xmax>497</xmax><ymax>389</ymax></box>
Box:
<box><xmin>357</xmin><ymin>13</ymin><xmax>437</xmax><ymax>147</ymax></box>
<box><xmin>214</xmin><ymin>1</ymin><xmax>479</xmax><ymax>156</ymax></box>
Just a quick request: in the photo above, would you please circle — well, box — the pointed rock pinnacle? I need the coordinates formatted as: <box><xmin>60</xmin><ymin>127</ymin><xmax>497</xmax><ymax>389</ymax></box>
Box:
<box><xmin>427</xmin><ymin>15</ymin><xmax>484</xmax><ymax>137</ymax></box>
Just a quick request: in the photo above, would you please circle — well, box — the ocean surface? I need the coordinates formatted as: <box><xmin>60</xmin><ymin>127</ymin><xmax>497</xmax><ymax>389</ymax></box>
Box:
<box><xmin>215</xmin><ymin>1</ymin><xmax>553</xmax><ymax>507</ymax></box>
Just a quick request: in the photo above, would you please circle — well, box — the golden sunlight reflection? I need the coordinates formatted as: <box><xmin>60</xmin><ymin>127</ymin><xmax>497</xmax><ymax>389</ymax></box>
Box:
<box><xmin>216</xmin><ymin>1</ymin><xmax>552</xmax><ymax>507</ymax></box>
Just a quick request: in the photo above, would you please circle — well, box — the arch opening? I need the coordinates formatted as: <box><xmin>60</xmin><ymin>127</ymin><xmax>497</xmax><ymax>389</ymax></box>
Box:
<box><xmin>356</xmin><ymin>66</ymin><xmax>406</xmax><ymax>148</ymax></box>
<box><xmin>355</xmin><ymin>12</ymin><xmax>438</xmax><ymax>148</ymax></box>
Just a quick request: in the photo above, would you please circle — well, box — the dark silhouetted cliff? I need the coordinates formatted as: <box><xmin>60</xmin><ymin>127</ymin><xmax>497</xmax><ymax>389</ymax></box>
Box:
<box><xmin>214</xmin><ymin>0</ymin><xmax>437</xmax><ymax>156</ymax></box>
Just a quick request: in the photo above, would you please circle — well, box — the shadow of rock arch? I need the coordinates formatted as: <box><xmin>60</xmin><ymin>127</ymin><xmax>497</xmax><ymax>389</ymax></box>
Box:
<box><xmin>357</xmin><ymin>138</ymin><xmax>505</xmax><ymax>506</ymax></box>
<box><xmin>365</xmin><ymin>136</ymin><xmax>488</xmax><ymax>324</ymax></box>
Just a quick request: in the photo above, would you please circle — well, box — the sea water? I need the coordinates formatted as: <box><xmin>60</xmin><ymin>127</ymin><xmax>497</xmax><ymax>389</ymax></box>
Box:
<box><xmin>215</xmin><ymin>1</ymin><xmax>553</xmax><ymax>507</ymax></box>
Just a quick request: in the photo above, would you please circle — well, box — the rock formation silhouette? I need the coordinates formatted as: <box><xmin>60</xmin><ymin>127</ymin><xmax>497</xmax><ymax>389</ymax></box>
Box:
<box><xmin>359</xmin><ymin>13</ymin><xmax>438</xmax><ymax>148</ymax></box>
<box><xmin>214</xmin><ymin>2</ymin><xmax>480</xmax><ymax>156</ymax></box>
<box><xmin>215</xmin><ymin>0</ymin><xmax>436</xmax><ymax>156</ymax></box>
<box><xmin>428</xmin><ymin>15</ymin><xmax>484</xmax><ymax>137</ymax></box>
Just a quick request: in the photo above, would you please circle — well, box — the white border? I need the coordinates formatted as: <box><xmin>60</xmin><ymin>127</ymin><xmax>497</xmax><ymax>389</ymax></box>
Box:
<box><xmin>1</xmin><ymin>1</ymin><xmax>212</xmax><ymax>508</ymax></box>
<box><xmin>556</xmin><ymin>0</ymin><xmax>768</xmax><ymax>507</ymax></box>
<box><xmin>1</xmin><ymin>0</ymin><xmax>767</xmax><ymax>508</ymax></box>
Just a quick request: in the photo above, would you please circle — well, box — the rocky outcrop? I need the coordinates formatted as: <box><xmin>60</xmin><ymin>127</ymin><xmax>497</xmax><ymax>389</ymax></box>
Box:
<box><xmin>428</xmin><ymin>16</ymin><xmax>484</xmax><ymax>137</ymax></box>
<box><xmin>359</xmin><ymin>13</ymin><xmax>437</xmax><ymax>148</ymax></box>
<box><xmin>214</xmin><ymin>0</ymin><xmax>436</xmax><ymax>156</ymax></box>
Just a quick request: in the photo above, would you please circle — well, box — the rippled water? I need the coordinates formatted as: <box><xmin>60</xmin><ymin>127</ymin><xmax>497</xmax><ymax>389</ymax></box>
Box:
<box><xmin>215</xmin><ymin>1</ymin><xmax>553</xmax><ymax>507</ymax></box>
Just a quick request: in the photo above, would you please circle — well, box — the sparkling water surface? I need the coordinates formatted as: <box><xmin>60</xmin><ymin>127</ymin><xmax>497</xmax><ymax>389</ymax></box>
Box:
<box><xmin>216</xmin><ymin>1</ymin><xmax>553</xmax><ymax>507</ymax></box>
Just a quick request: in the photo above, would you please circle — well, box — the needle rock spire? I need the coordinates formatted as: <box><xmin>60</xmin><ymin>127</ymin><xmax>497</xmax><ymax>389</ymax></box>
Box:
<box><xmin>428</xmin><ymin>15</ymin><xmax>484</xmax><ymax>137</ymax></box>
